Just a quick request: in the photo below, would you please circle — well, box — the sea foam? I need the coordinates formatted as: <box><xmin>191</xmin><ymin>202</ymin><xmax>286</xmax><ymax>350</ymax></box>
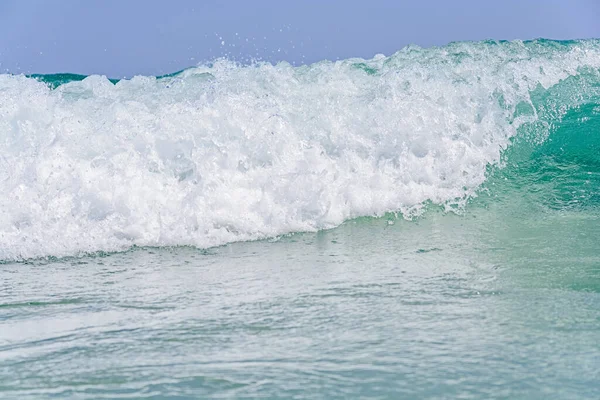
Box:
<box><xmin>1</xmin><ymin>40</ymin><xmax>600</xmax><ymax>260</ymax></box>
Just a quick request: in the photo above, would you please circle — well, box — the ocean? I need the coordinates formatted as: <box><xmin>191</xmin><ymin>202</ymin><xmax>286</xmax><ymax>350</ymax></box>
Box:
<box><xmin>1</xmin><ymin>39</ymin><xmax>599</xmax><ymax>399</ymax></box>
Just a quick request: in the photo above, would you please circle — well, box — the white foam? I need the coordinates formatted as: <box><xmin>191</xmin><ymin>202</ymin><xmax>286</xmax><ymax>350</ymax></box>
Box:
<box><xmin>2</xmin><ymin>40</ymin><xmax>599</xmax><ymax>260</ymax></box>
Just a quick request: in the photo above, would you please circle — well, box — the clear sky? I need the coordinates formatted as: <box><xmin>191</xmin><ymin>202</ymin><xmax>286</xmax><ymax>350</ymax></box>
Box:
<box><xmin>0</xmin><ymin>0</ymin><xmax>599</xmax><ymax>77</ymax></box>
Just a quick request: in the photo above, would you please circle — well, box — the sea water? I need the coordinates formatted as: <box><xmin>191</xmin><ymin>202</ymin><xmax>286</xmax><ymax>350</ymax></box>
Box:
<box><xmin>1</xmin><ymin>39</ymin><xmax>599</xmax><ymax>399</ymax></box>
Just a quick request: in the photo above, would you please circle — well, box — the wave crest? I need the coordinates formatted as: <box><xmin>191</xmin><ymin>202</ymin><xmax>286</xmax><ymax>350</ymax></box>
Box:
<box><xmin>2</xmin><ymin>39</ymin><xmax>600</xmax><ymax>260</ymax></box>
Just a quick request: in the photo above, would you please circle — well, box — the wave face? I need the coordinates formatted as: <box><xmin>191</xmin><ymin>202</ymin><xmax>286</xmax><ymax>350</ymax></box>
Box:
<box><xmin>1</xmin><ymin>39</ymin><xmax>600</xmax><ymax>260</ymax></box>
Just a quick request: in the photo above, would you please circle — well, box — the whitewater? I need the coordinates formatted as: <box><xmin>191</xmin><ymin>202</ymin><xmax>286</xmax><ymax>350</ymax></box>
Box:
<box><xmin>2</xmin><ymin>39</ymin><xmax>599</xmax><ymax>261</ymax></box>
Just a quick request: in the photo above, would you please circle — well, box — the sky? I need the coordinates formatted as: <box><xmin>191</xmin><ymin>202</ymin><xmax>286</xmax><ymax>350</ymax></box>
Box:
<box><xmin>0</xmin><ymin>0</ymin><xmax>599</xmax><ymax>77</ymax></box>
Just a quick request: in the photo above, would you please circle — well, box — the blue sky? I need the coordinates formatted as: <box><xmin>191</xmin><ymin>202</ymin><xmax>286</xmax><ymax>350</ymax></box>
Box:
<box><xmin>0</xmin><ymin>0</ymin><xmax>599</xmax><ymax>77</ymax></box>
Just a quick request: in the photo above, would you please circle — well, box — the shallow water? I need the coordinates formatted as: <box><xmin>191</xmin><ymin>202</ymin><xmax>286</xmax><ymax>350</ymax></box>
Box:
<box><xmin>2</xmin><ymin>207</ymin><xmax>599</xmax><ymax>399</ymax></box>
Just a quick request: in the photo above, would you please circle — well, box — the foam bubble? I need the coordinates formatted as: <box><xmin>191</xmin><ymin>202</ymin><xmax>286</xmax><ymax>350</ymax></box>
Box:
<box><xmin>2</xmin><ymin>40</ymin><xmax>600</xmax><ymax>260</ymax></box>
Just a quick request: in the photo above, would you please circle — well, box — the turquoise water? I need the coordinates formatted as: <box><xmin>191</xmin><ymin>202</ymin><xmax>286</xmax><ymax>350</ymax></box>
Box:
<box><xmin>1</xmin><ymin>211</ymin><xmax>599</xmax><ymax>399</ymax></box>
<box><xmin>1</xmin><ymin>39</ymin><xmax>600</xmax><ymax>398</ymax></box>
